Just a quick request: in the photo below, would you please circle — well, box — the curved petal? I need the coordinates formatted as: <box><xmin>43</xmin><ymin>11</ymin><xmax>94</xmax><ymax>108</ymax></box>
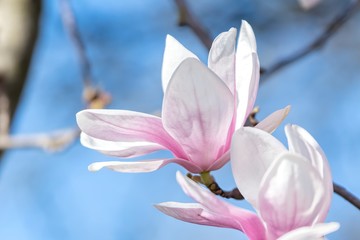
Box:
<box><xmin>155</xmin><ymin>202</ymin><xmax>242</xmax><ymax>229</ymax></box>
<box><xmin>76</xmin><ymin>109</ymin><xmax>187</xmax><ymax>159</ymax></box>
<box><xmin>230</xmin><ymin>127</ymin><xmax>286</xmax><ymax>208</ymax></box>
<box><xmin>161</xmin><ymin>35</ymin><xmax>198</xmax><ymax>92</ymax></box>
<box><xmin>285</xmin><ymin>124</ymin><xmax>333</xmax><ymax>222</ymax></box>
<box><xmin>278</xmin><ymin>222</ymin><xmax>340</xmax><ymax>240</ymax></box>
<box><xmin>235</xmin><ymin>20</ymin><xmax>260</xmax><ymax>128</ymax></box>
<box><xmin>258</xmin><ymin>153</ymin><xmax>326</xmax><ymax>238</ymax></box>
<box><xmin>206</xmin><ymin>150</ymin><xmax>230</xmax><ymax>171</ymax></box>
<box><xmin>80</xmin><ymin>132</ymin><xmax>166</xmax><ymax>158</ymax></box>
<box><xmin>208</xmin><ymin>28</ymin><xmax>237</xmax><ymax>94</ymax></box>
<box><xmin>255</xmin><ymin>106</ymin><xmax>291</xmax><ymax>134</ymax></box>
<box><xmin>176</xmin><ymin>172</ymin><xmax>266</xmax><ymax>239</ymax></box>
<box><xmin>88</xmin><ymin>158</ymin><xmax>202</xmax><ymax>173</ymax></box>
<box><xmin>162</xmin><ymin>58</ymin><xmax>234</xmax><ymax>171</ymax></box>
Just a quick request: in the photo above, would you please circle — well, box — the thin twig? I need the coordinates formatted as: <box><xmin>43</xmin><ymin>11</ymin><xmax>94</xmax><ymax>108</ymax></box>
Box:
<box><xmin>262</xmin><ymin>0</ymin><xmax>360</xmax><ymax>78</ymax></box>
<box><xmin>174</xmin><ymin>0</ymin><xmax>213</xmax><ymax>50</ymax></box>
<box><xmin>333</xmin><ymin>182</ymin><xmax>360</xmax><ymax>210</ymax></box>
<box><xmin>191</xmin><ymin>172</ymin><xmax>360</xmax><ymax>210</ymax></box>
<box><xmin>60</xmin><ymin>0</ymin><xmax>92</xmax><ymax>87</ymax></box>
<box><xmin>59</xmin><ymin>0</ymin><xmax>111</xmax><ymax>109</ymax></box>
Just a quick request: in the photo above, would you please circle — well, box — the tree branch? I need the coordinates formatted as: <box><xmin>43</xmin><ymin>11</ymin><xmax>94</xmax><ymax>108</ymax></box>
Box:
<box><xmin>261</xmin><ymin>0</ymin><xmax>360</xmax><ymax>78</ymax></box>
<box><xmin>173</xmin><ymin>0</ymin><xmax>213</xmax><ymax>50</ymax></box>
<box><xmin>189</xmin><ymin>173</ymin><xmax>360</xmax><ymax>209</ymax></box>
<box><xmin>333</xmin><ymin>182</ymin><xmax>360</xmax><ymax>210</ymax></box>
<box><xmin>59</xmin><ymin>0</ymin><xmax>111</xmax><ymax>109</ymax></box>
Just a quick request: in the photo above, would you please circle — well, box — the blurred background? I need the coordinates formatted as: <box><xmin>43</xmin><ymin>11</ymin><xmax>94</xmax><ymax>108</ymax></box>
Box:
<box><xmin>0</xmin><ymin>0</ymin><xmax>359</xmax><ymax>239</ymax></box>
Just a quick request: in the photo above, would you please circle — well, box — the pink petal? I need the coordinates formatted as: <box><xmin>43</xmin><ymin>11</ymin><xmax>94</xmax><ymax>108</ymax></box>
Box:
<box><xmin>208</xmin><ymin>28</ymin><xmax>237</xmax><ymax>94</ymax></box>
<box><xmin>176</xmin><ymin>172</ymin><xmax>266</xmax><ymax>239</ymax></box>
<box><xmin>255</xmin><ymin>106</ymin><xmax>291</xmax><ymax>134</ymax></box>
<box><xmin>258</xmin><ymin>153</ymin><xmax>326</xmax><ymax>238</ymax></box>
<box><xmin>76</xmin><ymin>109</ymin><xmax>187</xmax><ymax>159</ymax></box>
<box><xmin>162</xmin><ymin>58</ymin><xmax>234</xmax><ymax>171</ymax></box>
<box><xmin>161</xmin><ymin>35</ymin><xmax>198</xmax><ymax>92</ymax></box>
<box><xmin>230</xmin><ymin>127</ymin><xmax>286</xmax><ymax>208</ymax></box>
<box><xmin>235</xmin><ymin>20</ymin><xmax>260</xmax><ymax>128</ymax></box>
<box><xmin>278</xmin><ymin>222</ymin><xmax>340</xmax><ymax>240</ymax></box>
<box><xmin>285</xmin><ymin>124</ymin><xmax>333</xmax><ymax>222</ymax></box>
<box><xmin>206</xmin><ymin>150</ymin><xmax>230</xmax><ymax>171</ymax></box>
<box><xmin>88</xmin><ymin>158</ymin><xmax>202</xmax><ymax>173</ymax></box>
<box><xmin>80</xmin><ymin>133</ymin><xmax>166</xmax><ymax>158</ymax></box>
<box><xmin>155</xmin><ymin>202</ymin><xmax>241</xmax><ymax>229</ymax></box>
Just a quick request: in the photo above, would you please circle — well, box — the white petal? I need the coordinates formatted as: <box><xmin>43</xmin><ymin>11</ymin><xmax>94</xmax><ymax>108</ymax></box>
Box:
<box><xmin>208</xmin><ymin>28</ymin><xmax>237</xmax><ymax>94</ymax></box>
<box><xmin>88</xmin><ymin>158</ymin><xmax>202</xmax><ymax>173</ymax></box>
<box><xmin>235</xmin><ymin>20</ymin><xmax>260</xmax><ymax>128</ymax></box>
<box><xmin>80</xmin><ymin>132</ymin><xmax>166</xmax><ymax>158</ymax></box>
<box><xmin>255</xmin><ymin>106</ymin><xmax>291</xmax><ymax>133</ymax></box>
<box><xmin>162</xmin><ymin>58</ymin><xmax>234</xmax><ymax>171</ymax></box>
<box><xmin>285</xmin><ymin>124</ymin><xmax>333</xmax><ymax>222</ymax></box>
<box><xmin>278</xmin><ymin>222</ymin><xmax>340</xmax><ymax>240</ymax></box>
<box><xmin>258</xmin><ymin>153</ymin><xmax>326</xmax><ymax>238</ymax></box>
<box><xmin>230</xmin><ymin>127</ymin><xmax>286</xmax><ymax>208</ymax></box>
<box><xmin>161</xmin><ymin>35</ymin><xmax>198</xmax><ymax>92</ymax></box>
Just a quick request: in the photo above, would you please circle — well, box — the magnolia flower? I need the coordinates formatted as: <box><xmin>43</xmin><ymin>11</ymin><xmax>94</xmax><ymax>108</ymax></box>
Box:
<box><xmin>76</xmin><ymin>21</ymin><xmax>289</xmax><ymax>174</ymax></box>
<box><xmin>156</xmin><ymin>125</ymin><xmax>339</xmax><ymax>239</ymax></box>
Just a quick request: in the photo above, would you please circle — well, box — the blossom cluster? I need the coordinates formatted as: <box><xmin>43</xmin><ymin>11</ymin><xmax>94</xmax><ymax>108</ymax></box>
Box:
<box><xmin>76</xmin><ymin>21</ymin><xmax>339</xmax><ymax>239</ymax></box>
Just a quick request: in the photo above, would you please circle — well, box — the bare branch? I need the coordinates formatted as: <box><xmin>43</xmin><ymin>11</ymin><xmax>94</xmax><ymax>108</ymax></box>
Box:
<box><xmin>192</xmin><ymin>171</ymin><xmax>360</xmax><ymax>210</ymax></box>
<box><xmin>333</xmin><ymin>182</ymin><xmax>360</xmax><ymax>210</ymax></box>
<box><xmin>187</xmin><ymin>173</ymin><xmax>244</xmax><ymax>200</ymax></box>
<box><xmin>262</xmin><ymin>0</ymin><xmax>360</xmax><ymax>78</ymax></box>
<box><xmin>173</xmin><ymin>0</ymin><xmax>213</xmax><ymax>50</ymax></box>
<box><xmin>0</xmin><ymin>129</ymin><xmax>80</xmax><ymax>152</ymax></box>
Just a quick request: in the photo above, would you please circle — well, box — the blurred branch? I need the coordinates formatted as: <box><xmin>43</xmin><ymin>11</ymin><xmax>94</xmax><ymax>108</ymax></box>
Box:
<box><xmin>59</xmin><ymin>0</ymin><xmax>111</xmax><ymax>109</ymax></box>
<box><xmin>261</xmin><ymin>0</ymin><xmax>360</xmax><ymax>78</ymax></box>
<box><xmin>0</xmin><ymin>0</ymin><xmax>42</xmax><ymax>160</ymax></box>
<box><xmin>174</xmin><ymin>0</ymin><xmax>213</xmax><ymax>49</ymax></box>
<box><xmin>0</xmin><ymin>129</ymin><xmax>80</xmax><ymax>152</ymax></box>
<box><xmin>334</xmin><ymin>182</ymin><xmax>360</xmax><ymax>210</ymax></box>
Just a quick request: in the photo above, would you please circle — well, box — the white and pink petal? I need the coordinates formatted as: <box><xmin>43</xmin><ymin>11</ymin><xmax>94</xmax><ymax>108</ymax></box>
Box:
<box><xmin>231</xmin><ymin>127</ymin><xmax>286</xmax><ymax>208</ymax></box>
<box><xmin>80</xmin><ymin>132</ymin><xmax>166</xmax><ymax>158</ymax></box>
<box><xmin>76</xmin><ymin>109</ymin><xmax>187</xmax><ymax>159</ymax></box>
<box><xmin>162</xmin><ymin>58</ymin><xmax>234</xmax><ymax>171</ymax></box>
<box><xmin>88</xmin><ymin>158</ymin><xmax>202</xmax><ymax>173</ymax></box>
<box><xmin>258</xmin><ymin>153</ymin><xmax>326</xmax><ymax>238</ymax></box>
<box><xmin>161</xmin><ymin>35</ymin><xmax>198</xmax><ymax>92</ymax></box>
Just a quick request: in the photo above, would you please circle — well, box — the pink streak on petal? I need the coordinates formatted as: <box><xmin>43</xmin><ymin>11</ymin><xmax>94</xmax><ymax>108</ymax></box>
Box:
<box><xmin>277</xmin><ymin>222</ymin><xmax>340</xmax><ymax>240</ymax></box>
<box><xmin>176</xmin><ymin>172</ymin><xmax>266</xmax><ymax>239</ymax></box>
<box><xmin>255</xmin><ymin>106</ymin><xmax>291</xmax><ymax>134</ymax></box>
<box><xmin>162</xmin><ymin>58</ymin><xmax>234</xmax><ymax>171</ymax></box>
<box><xmin>88</xmin><ymin>158</ymin><xmax>202</xmax><ymax>173</ymax></box>
<box><xmin>231</xmin><ymin>127</ymin><xmax>286</xmax><ymax>208</ymax></box>
<box><xmin>208</xmin><ymin>28</ymin><xmax>237</xmax><ymax>95</ymax></box>
<box><xmin>162</xmin><ymin>35</ymin><xmax>198</xmax><ymax>93</ymax></box>
<box><xmin>155</xmin><ymin>202</ymin><xmax>242</xmax><ymax>229</ymax></box>
<box><xmin>258</xmin><ymin>153</ymin><xmax>326</xmax><ymax>238</ymax></box>
<box><xmin>206</xmin><ymin>150</ymin><xmax>230</xmax><ymax>171</ymax></box>
<box><xmin>76</xmin><ymin>109</ymin><xmax>187</xmax><ymax>159</ymax></box>
<box><xmin>235</xmin><ymin>20</ymin><xmax>260</xmax><ymax>128</ymax></box>
<box><xmin>80</xmin><ymin>132</ymin><xmax>166</xmax><ymax>158</ymax></box>
<box><xmin>285</xmin><ymin>124</ymin><xmax>333</xmax><ymax>222</ymax></box>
